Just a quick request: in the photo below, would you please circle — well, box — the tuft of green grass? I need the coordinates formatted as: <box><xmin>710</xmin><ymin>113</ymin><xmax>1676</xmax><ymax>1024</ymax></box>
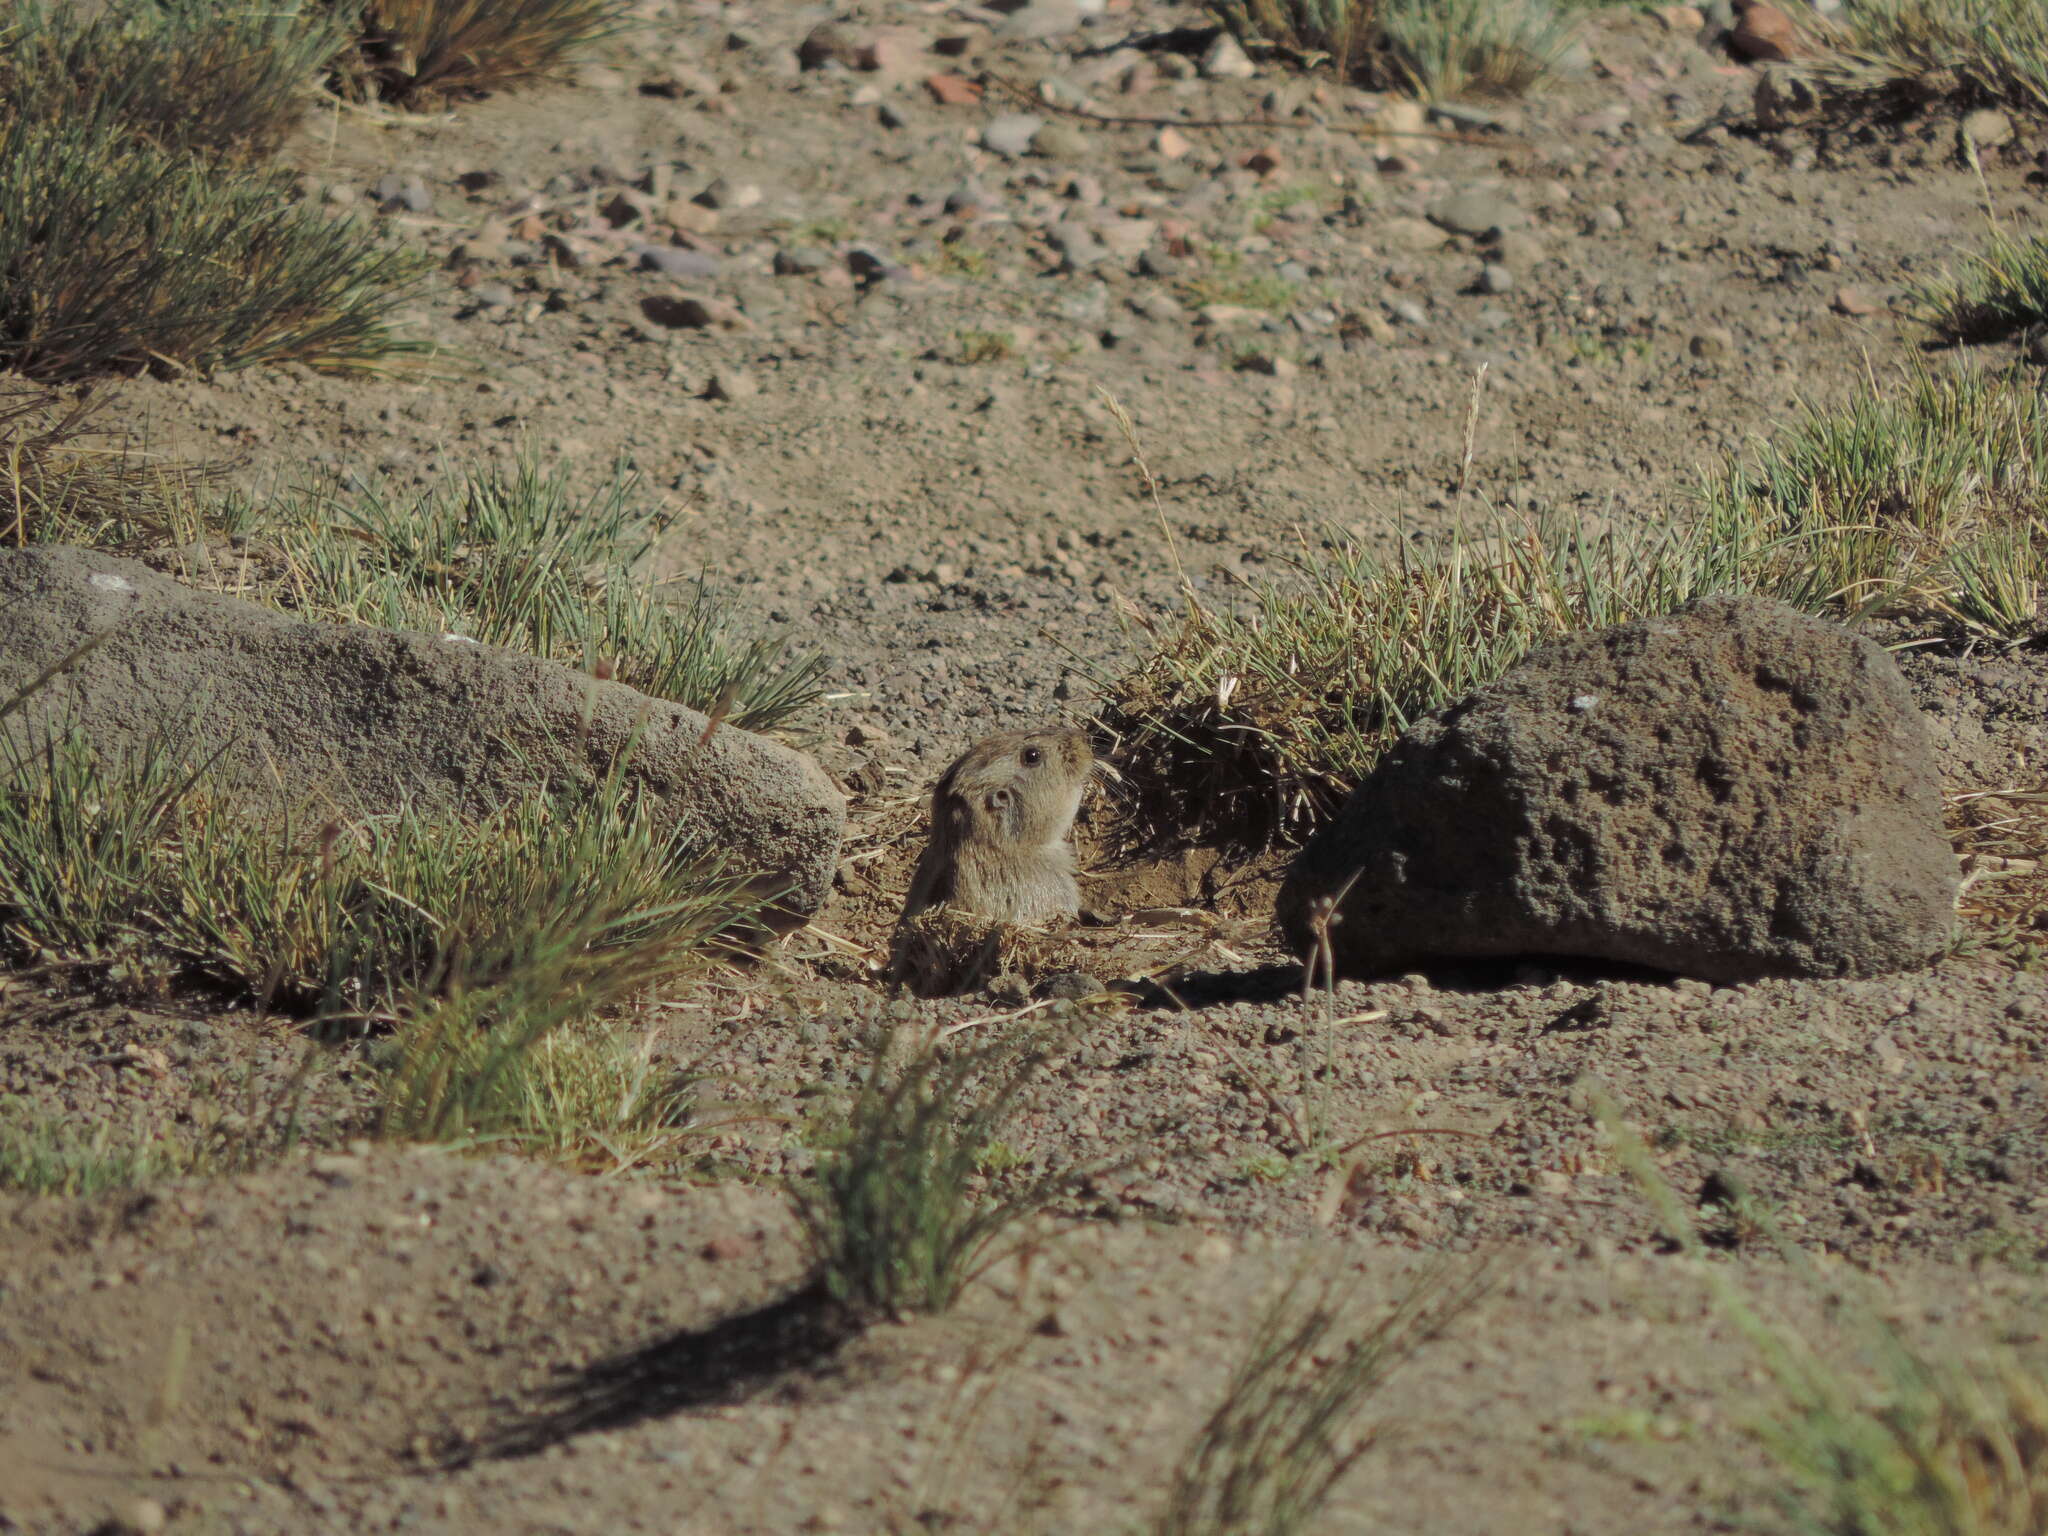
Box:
<box><xmin>1101</xmin><ymin>360</ymin><xmax>2048</xmax><ymax>852</ymax></box>
<box><xmin>0</xmin><ymin>113</ymin><xmax>433</xmax><ymax>381</ymax></box>
<box><xmin>953</xmin><ymin>328</ymin><xmax>1016</xmax><ymax>365</ymax></box>
<box><xmin>1208</xmin><ymin>0</ymin><xmax>1586</xmax><ymax>100</ymax></box>
<box><xmin>370</xmin><ymin>935</ymin><xmax>719</xmax><ymax>1166</ymax></box>
<box><xmin>1615</xmin><ymin>1108</ymin><xmax>2048</xmax><ymax>1536</ymax></box>
<box><xmin>0</xmin><ymin>0</ymin><xmax>352</xmax><ymax>160</ymax></box>
<box><xmin>267</xmin><ymin>462</ymin><xmax>824</xmax><ymax>732</ymax></box>
<box><xmin>0</xmin><ymin>722</ymin><xmax>767</xmax><ymax>1030</ymax></box>
<box><xmin>1180</xmin><ymin>247</ymin><xmax>1301</xmax><ymax>313</ymax></box>
<box><xmin>0</xmin><ymin>1100</ymin><xmax>198</xmax><ymax>1196</ymax></box>
<box><xmin>1157</xmin><ymin>1261</ymin><xmax>1490</xmax><ymax>1536</ymax></box>
<box><xmin>1911</xmin><ymin>231</ymin><xmax>2048</xmax><ymax>346</ymax></box>
<box><xmin>1697</xmin><ymin>361</ymin><xmax>2048</xmax><ymax>639</ymax></box>
<box><xmin>340</xmin><ymin>0</ymin><xmax>631</xmax><ymax>103</ymax></box>
<box><xmin>1100</xmin><ymin>511</ymin><xmax>1699</xmax><ymax>848</ymax></box>
<box><xmin>792</xmin><ymin>1026</ymin><xmax>1100</xmax><ymax>1317</ymax></box>
<box><xmin>1</xmin><ymin>384</ymin><xmax>226</xmax><ymax>549</ymax></box>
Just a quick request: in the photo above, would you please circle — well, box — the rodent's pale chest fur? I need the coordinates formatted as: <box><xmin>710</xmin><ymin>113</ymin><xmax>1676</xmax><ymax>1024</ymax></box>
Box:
<box><xmin>949</xmin><ymin>834</ymin><xmax>1079</xmax><ymax>925</ymax></box>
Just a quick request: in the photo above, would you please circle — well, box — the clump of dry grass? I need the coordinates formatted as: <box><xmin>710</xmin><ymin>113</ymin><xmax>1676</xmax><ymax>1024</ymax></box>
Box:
<box><xmin>267</xmin><ymin>461</ymin><xmax>825</xmax><ymax>732</ymax></box>
<box><xmin>1098</xmin><ymin>512</ymin><xmax>1695</xmax><ymax>849</ymax></box>
<box><xmin>1819</xmin><ymin>0</ymin><xmax>2048</xmax><ymax>119</ymax></box>
<box><xmin>1910</xmin><ymin>231</ymin><xmax>2048</xmax><ymax>347</ymax></box>
<box><xmin>1207</xmin><ymin>0</ymin><xmax>1586</xmax><ymax>99</ymax></box>
<box><xmin>340</xmin><ymin>0</ymin><xmax>630</xmax><ymax>103</ymax></box>
<box><xmin>1158</xmin><ymin>1261</ymin><xmax>1490</xmax><ymax>1536</ymax></box>
<box><xmin>1</xmin><ymin>385</ymin><xmax>222</xmax><ymax>548</ymax></box>
<box><xmin>792</xmin><ymin>1024</ymin><xmax>1108</xmax><ymax>1317</ymax></box>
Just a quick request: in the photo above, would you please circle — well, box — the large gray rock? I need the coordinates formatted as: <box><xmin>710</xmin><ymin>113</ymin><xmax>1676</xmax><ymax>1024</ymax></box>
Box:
<box><xmin>0</xmin><ymin>548</ymin><xmax>844</xmax><ymax>925</ymax></box>
<box><xmin>1278</xmin><ymin>597</ymin><xmax>1957</xmax><ymax>983</ymax></box>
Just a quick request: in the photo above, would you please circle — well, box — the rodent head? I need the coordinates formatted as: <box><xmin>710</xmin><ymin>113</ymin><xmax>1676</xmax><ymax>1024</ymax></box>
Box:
<box><xmin>930</xmin><ymin>727</ymin><xmax>1095</xmax><ymax>855</ymax></box>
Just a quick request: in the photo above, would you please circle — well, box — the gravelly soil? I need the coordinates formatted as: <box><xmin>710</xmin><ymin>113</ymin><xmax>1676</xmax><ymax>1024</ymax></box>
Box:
<box><xmin>4</xmin><ymin>1</ymin><xmax>2047</xmax><ymax>1532</ymax></box>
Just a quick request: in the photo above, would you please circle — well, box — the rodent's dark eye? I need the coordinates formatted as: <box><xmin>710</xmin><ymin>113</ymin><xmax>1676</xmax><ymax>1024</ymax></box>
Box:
<box><xmin>1021</xmin><ymin>746</ymin><xmax>1042</xmax><ymax>767</ymax></box>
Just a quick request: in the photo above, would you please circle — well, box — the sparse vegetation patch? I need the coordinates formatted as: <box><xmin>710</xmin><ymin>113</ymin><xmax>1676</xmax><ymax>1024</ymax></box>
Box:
<box><xmin>792</xmin><ymin>1026</ymin><xmax>1101</xmax><ymax>1316</ymax></box>
<box><xmin>340</xmin><ymin>0</ymin><xmax>631</xmax><ymax>103</ymax></box>
<box><xmin>0</xmin><ymin>0</ymin><xmax>349</xmax><ymax>159</ymax></box>
<box><xmin>0</xmin><ymin>114</ymin><xmax>432</xmax><ymax>381</ymax></box>
<box><xmin>266</xmin><ymin>462</ymin><xmax>825</xmax><ymax>731</ymax></box>
<box><xmin>1207</xmin><ymin>0</ymin><xmax>1586</xmax><ymax>99</ymax></box>
<box><xmin>1912</xmin><ymin>230</ymin><xmax>2048</xmax><ymax>346</ymax></box>
<box><xmin>1104</xmin><ymin>362</ymin><xmax>2048</xmax><ymax>852</ymax></box>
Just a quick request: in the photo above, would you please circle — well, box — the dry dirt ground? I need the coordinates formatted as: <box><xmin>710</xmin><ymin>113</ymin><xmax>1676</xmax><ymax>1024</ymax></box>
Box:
<box><xmin>4</xmin><ymin>1</ymin><xmax>2047</xmax><ymax>1532</ymax></box>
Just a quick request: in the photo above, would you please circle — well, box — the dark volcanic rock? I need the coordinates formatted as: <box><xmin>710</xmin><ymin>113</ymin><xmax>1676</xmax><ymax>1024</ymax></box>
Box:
<box><xmin>1278</xmin><ymin>597</ymin><xmax>1958</xmax><ymax>983</ymax></box>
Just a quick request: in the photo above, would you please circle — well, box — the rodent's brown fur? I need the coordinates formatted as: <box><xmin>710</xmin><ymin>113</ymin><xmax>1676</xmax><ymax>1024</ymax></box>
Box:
<box><xmin>896</xmin><ymin>727</ymin><xmax>1096</xmax><ymax>928</ymax></box>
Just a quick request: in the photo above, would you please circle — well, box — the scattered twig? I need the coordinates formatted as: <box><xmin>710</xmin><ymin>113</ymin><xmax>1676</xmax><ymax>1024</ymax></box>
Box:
<box><xmin>982</xmin><ymin>69</ymin><xmax>1523</xmax><ymax>149</ymax></box>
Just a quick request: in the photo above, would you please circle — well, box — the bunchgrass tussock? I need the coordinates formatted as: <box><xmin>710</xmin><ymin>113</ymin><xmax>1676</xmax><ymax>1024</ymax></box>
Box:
<box><xmin>1207</xmin><ymin>0</ymin><xmax>1586</xmax><ymax>99</ymax></box>
<box><xmin>1</xmin><ymin>384</ymin><xmax>225</xmax><ymax>548</ymax></box>
<box><xmin>0</xmin><ymin>0</ymin><xmax>353</xmax><ymax>159</ymax></box>
<box><xmin>792</xmin><ymin>1025</ymin><xmax>1101</xmax><ymax>1317</ymax></box>
<box><xmin>1102</xmin><ymin>359</ymin><xmax>2048</xmax><ymax>853</ymax></box>
<box><xmin>1814</xmin><ymin>0</ymin><xmax>2048</xmax><ymax>119</ymax></box>
<box><xmin>370</xmin><ymin>936</ymin><xmax>718</xmax><ymax>1165</ymax></box>
<box><xmin>341</xmin><ymin>0</ymin><xmax>630</xmax><ymax>103</ymax></box>
<box><xmin>0</xmin><ymin>113</ymin><xmax>433</xmax><ymax>381</ymax></box>
<box><xmin>1157</xmin><ymin>1260</ymin><xmax>1491</xmax><ymax>1536</ymax></box>
<box><xmin>0</xmin><ymin>721</ymin><xmax>766</xmax><ymax>1028</ymax></box>
<box><xmin>1613</xmin><ymin>1110</ymin><xmax>2048</xmax><ymax>1536</ymax></box>
<box><xmin>1098</xmin><ymin>511</ymin><xmax>1700</xmax><ymax>849</ymax></box>
<box><xmin>1909</xmin><ymin>230</ymin><xmax>2048</xmax><ymax>346</ymax></box>
<box><xmin>268</xmin><ymin>462</ymin><xmax>824</xmax><ymax>731</ymax></box>
<box><xmin>1697</xmin><ymin>360</ymin><xmax>2048</xmax><ymax>640</ymax></box>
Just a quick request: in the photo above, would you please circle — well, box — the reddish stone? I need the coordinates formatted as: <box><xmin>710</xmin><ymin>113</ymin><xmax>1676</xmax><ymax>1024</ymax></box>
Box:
<box><xmin>924</xmin><ymin>72</ymin><xmax>980</xmax><ymax>105</ymax></box>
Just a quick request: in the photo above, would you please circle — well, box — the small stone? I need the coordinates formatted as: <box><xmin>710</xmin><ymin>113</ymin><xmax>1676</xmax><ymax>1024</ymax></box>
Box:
<box><xmin>376</xmin><ymin>173</ymin><xmax>433</xmax><ymax>213</ymax></box>
<box><xmin>983</xmin><ymin>113</ymin><xmax>1045</xmax><ymax>158</ymax></box>
<box><xmin>1381</xmin><ymin>216</ymin><xmax>1452</xmax><ymax>252</ymax></box>
<box><xmin>1239</xmin><ymin>144</ymin><xmax>1285</xmax><ymax>177</ymax></box>
<box><xmin>854</xmin><ymin>31</ymin><xmax>915</xmax><ymax>75</ymax></box>
<box><xmin>640</xmin><ymin>294</ymin><xmax>749</xmax><ymax>331</ymax></box>
<box><xmin>1689</xmin><ymin>327</ymin><xmax>1735</xmax><ymax>361</ymax></box>
<box><xmin>1427</xmin><ymin>189</ymin><xmax>1525</xmax><ymax>238</ymax></box>
<box><xmin>703</xmin><ymin>370</ymin><xmax>759</xmax><ymax>402</ymax></box>
<box><xmin>1155</xmin><ymin>126</ymin><xmax>1192</xmax><ymax>159</ymax></box>
<box><xmin>1730</xmin><ymin>1</ymin><xmax>1802</xmax><ymax>62</ymax></box>
<box><xmin>925</xmin><ymin>72</ymin><xmax>980</xmax><ymax>105</ymax></box>
<box><xmin>1655</xmin><ymin>4</ymin><xmax>1706</xmax><ymax>29</ymax></box>
<box><xmin>1199</xmin><ymin>32</ymin><xmax>1258</xmax><ymax>80</ymax></box>
<box><xmin>693</xmin><ymin>178</ymin><xmax>760</xmax><ymax>211</ymax></box>
<box><xmin>637</xmin><ymin>246</ymin><xmax>721</xmax><ymax>279</ymax></box>
<box><xmin>796</xmin><ymin>23</ymin><xmax>856</xmax><ymax>71</ymax></box>
<box><xmin>1389</xmin><ymin>299</ymin><xmax>1429</xmax><ymax>327</ymax></box>
<box><xmin>471</xmin><ymin>283</ymin><xmax>516</xmax><ymax>309</ymax></box>
<box><xmin>1478</xmin><ymin>263</ymin><xmax>1513</xmax><ymax>294</ymax></box>
<box><xmin>1831</xmin><ymin>286</ymin><xmax>1881</xmax><ymax>317</ymax></box>
<box><xmin>1961</xmin><ymin>108</ymin><xmax>2014</xmax><ymax>150</ymax></box>
<box><xmin>773</xmin><ymin>246</ymin><xmax>829</xmax><ymax>276</ymax></box>
<box><xmin>1050</xmin><ymin>222</ymin><xmax>1109</xmax><ymax>271</ymax></box>
<box><xmin>1031</xmin><ymin>122</ymin><xmax>1088</xmax><ymax>160</ymax></box>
